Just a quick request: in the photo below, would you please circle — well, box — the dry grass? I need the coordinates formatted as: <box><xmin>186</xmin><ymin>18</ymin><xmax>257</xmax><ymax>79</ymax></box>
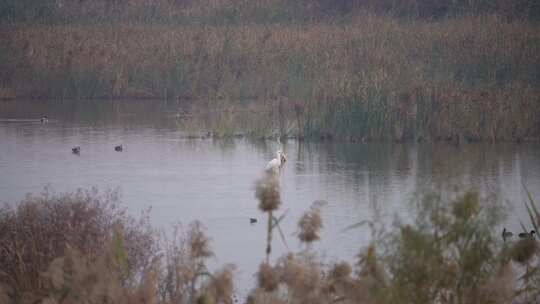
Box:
<box><xmin>257</xmin><ymin>262</ymin><xmax>279</xmax><ymax>292</ymax></box>
<box><xmin>0</xmin><ymin>187</ymin><xmax>157</xmax><ymax>301</ymax></box>
<box><xmin>248</xmin><ymin>241</ymin><xmax>378</xmax><ymax>303</ymax></box>
<box><xmin>157</xmin><ymin>221</ymin><xmax>231</xmax><ymax>304</ymax></box>
<box><xmin>254</xmin><ymin>173</ymin><xmax>284</xmax><ymax>261</ymax></box>
<box><xmin>2</xmin><ymin>0</ymin><xmax>539</xmax><ymax>25</ymax></box>
<box><xmin>297</xmin><ymin>203</ymin><xmax>322</xmax><ymax>244</ymax></box>
<box><xmin>0</xmin><ymin>189</ymin><xmax>234</xmax><ymax>304</ymax></box>
<box><xmin>36</xmin><ymin>244</ymin><xmax>158</xmax><ymax>304</ymax></box>
<box><xmin>254</xmin><ymin>174</ymin><xmax>281</xmax><ymax>213</ymax></box>
<box><xmin>1</xmin><ymin>184</ymin><xmax>540</xmax><ymax>303</ymax></box>
<box><xmin>1</xmin><ymin>11</ymin><xmax>539</xmax><ymax>141</ymax></box>
<box><xmin>246</xmin><ymin>189</ymin><xmax>540</xmax><ymax>304</ymax></box>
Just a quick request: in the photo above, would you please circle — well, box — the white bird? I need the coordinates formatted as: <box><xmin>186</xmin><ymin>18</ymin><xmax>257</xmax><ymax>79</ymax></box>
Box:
<box><xmin>265</xmin><ymin>150</ymin><xmax>287</xmax><ymax>173</ymax></box>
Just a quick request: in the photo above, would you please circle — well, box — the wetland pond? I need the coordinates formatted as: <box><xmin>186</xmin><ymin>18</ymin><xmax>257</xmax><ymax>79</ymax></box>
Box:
<box><xmin>1</xmin><ymin>99</ymin><xmax>539</xmax><ymax>294</ymax></box>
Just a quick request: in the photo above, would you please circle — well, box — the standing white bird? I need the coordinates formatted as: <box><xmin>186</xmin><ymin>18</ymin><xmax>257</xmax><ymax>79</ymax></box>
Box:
<box><xmin>265</xmin><ymin>150</ymin><xmax>287</xmax><ymax>174</ymax></box>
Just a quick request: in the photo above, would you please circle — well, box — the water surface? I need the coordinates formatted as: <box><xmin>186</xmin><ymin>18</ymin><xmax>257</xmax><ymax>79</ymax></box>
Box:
<box><xmin>1</xmin><ymin>100</ymin><xmax>539</xmax><ymax>294</ymax></box>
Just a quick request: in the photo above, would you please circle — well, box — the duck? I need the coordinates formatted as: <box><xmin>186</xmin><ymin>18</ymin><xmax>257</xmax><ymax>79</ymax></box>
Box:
<box><xmin>114</xmin><ymin>145</ymin><xmax>123</xmax><ymax>152</ymax></box>
<box><xmin>72</xmin><ymin>146</ymin><xmax>80</xmax><ymax>154</ymax></box>
<box><xmin>501</xmin><ymin>228</ymin><xmax>513</xmax><ymax>241</ymax></box>
<box><xmin>518</xmin><ymin>230</ymin><xmax>536</xmax><ymax>239</ymax></box>
<box><xmin>250</xmin><ymin>218</ymin><xmax>257</xmax><ymax>224</ymax></box>
<box><xmin>40</xmin><ymin>116</ymin><xmax>48</xmax><ymax>123</ymax></box>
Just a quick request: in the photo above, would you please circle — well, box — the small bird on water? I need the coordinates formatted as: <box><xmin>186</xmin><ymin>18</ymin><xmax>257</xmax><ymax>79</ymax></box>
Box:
<box><xmin>501</xmin><ymin>228</ymin><xmax>513</xmax><ymax>241</ymax></box>
<box><xmin>250</xmin><ymin>218</ymin><xmax>257</xmax><ymax>224</ymax></box>
<box><xmin>72</xmin><ymin>146</ymin><xmax>80</xmax><ymax>154</ymax></box>
<box><xmin>518</xmin><ymin>230</ymin><xmax>536</xmax><ymax>239</ymax></box>
<box><xmin>114</xmin><ymin>145</ymin><xmax>123</xmax><ymax>152</ymax></box>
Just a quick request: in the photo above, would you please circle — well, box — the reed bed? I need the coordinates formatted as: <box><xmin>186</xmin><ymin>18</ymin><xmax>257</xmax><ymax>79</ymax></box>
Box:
<box><xmin>2</xmin><ymin>11</ymin><xmax>539</xmax><ymax>141</ymax></box>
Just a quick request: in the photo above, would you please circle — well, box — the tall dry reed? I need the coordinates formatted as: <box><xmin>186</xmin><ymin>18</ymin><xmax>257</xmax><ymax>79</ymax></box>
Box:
<box><xmin>2</xmin><ymin>12</ymin><xmax>538</xmax><ymax>141</ymax></box>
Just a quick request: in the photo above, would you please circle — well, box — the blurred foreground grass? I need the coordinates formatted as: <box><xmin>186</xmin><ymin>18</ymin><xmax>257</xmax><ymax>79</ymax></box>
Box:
<box><xmin>0</xmin><ymin>182</ymin><xmax>539</xmax><ymax>303</ymax></box>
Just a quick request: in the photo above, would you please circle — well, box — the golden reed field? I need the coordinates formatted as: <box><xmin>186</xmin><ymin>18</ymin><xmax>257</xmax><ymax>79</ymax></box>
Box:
<box><xmin>1</xmin><ymin>0</ymin><xmax>539</xmax><ymax>141</ymax></box>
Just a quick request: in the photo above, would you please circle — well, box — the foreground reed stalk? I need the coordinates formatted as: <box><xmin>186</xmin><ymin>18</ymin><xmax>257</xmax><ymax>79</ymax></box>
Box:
<box><xmin>266</xmin><ymin>210</ymin><xmax>273</xmax><ymax>262</ymax></box>
<box><xmin>255</xmin><ymin>170</ymin><xmax>283</xmax><ymax>262</ymax></box>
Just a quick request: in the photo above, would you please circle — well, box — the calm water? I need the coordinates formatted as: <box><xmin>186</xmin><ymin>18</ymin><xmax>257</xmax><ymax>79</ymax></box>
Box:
<box><xmin>1</xmin><ymin>100</ymin><xmax>540</xmax><ymax>294</ymax></box>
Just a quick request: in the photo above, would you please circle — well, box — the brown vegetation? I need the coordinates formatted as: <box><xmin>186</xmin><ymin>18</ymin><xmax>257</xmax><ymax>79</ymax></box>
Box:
<box><xmin>297</xmin><ymin>203</ymin><xmax>322</xmax><ymax>244</ymax></box>
<box><xmin>247</xmin><ymin>190</ymin><xmax>540</xmax><ymax>304</ymax></box>
<box><xmin>0</xmin><ymin>188</ymin><xmax>157</xmax><ymax>301</ymax></box>
<box><xmin>1</xmin><ymin>2</ymin><xmax>539</xmax><ymax>141</ymax></box>
<box><xmin>0</xmin><ymin>189</ymin><xmax>234</xmax><ymax>304</ymax></box>
<box><xmin>1</xmin><ymin>185</ymin><xmax>540</xmax><ymax>303</ymax></box>
<box><xmin>1</xmin><ymin>0</ymin><xmax>539</xmax><ymax>24</ymax></box>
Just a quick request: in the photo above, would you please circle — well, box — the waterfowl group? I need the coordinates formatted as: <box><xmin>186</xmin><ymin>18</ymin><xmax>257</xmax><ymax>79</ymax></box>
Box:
<box><xmin>71</xmin><ymin>145</ymin><xmax>124</xmax><ymax>154</ymax></box>
<box><xmin>67</xmin><ymin>135</ymin><xmax>283</xmax><ymax>228</ymax></box>
<box><xmin>502</xmin><ymin>228</ymin><xmax>537</xmax><ymax>241</ymax></box>
<box><xmin>40</xmin><ymin>116</ymin><xmax>122</xmax><ymax>154</ymax></box>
